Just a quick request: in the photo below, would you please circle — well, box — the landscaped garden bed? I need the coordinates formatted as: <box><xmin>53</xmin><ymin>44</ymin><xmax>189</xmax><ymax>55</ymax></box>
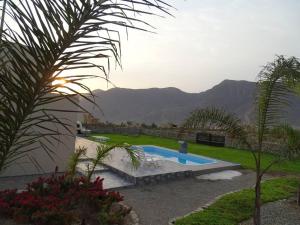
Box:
<box><xmin>0</xmin><ymin>172</ymin><xmax>132</xmax><ymax>225</ymax></box>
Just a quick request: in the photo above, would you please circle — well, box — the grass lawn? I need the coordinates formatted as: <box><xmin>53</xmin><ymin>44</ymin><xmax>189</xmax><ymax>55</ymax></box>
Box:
<box><xmin>174</xmin><ymin>177</ymin><xmax>300</xmax><ymax>225</ymax></box>
<box><xmin>89</xmin><ymin>133</ymin><xmax>300</xmax><ymax>174</ymax></box>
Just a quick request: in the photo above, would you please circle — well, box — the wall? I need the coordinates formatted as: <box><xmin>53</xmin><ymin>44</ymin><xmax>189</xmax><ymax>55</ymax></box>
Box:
<box><xmin>225</xmin><ymin>135</ymin><xmax>284</xmax><ymax>155</ymax></box>
<box><xmin>86</xmin><ymin>124</ymin><xmax>286</xmax><ymax>155</ymax></box>
<box><xmin>0</xmin><ymin>95</ymin><xmax>77</xmax><ymax>177</ymax></box>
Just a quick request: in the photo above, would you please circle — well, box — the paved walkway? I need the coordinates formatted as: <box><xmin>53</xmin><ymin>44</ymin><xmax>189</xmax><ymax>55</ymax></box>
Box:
<box><xmin>121</xmin><ymin>169</ymin><xmax>259</xmax><ymax>225</ymax></box>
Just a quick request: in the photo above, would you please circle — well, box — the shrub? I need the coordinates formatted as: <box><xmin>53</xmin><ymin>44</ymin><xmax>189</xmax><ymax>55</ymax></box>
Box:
<box><xmin>0</xmin><ymin>173</ymin><xmax>128</xmax><ymax>225</ymax></box>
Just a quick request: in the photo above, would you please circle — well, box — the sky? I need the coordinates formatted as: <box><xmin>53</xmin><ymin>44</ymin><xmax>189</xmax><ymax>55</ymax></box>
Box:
<box><xmin>74</xmin><ymin>0</ymin><xmax>300</xmax><ymax>93</ymax></box>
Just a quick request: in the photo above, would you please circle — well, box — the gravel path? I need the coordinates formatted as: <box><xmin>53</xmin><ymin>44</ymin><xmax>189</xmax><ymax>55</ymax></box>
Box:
<box><xmin>121</xmin><ymin>169</ymin><xmax>259</xmax><ymax>225</ymax></box>
<box><xmin>240</xmin><ymin>198</ymin><xmax>300</xmax><ymax>225</ymax></box>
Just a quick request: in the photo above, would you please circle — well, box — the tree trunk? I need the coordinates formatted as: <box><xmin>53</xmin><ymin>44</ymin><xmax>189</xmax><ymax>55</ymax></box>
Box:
<box><xmin>253</xmin><ymin>176</ymin><xmax>261</xmax><ymax>225</ymax></box>
<box><xmin>297</xmin><ymin>185</ymin><xmax>300</xmax><ymax>206</ymax></box>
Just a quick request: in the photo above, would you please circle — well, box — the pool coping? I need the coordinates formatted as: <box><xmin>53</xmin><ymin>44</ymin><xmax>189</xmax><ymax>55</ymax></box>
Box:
<box><xmin>102</xmin><ymin>145</ymin><xmax>241</xmax><ymax>185</ymax></box>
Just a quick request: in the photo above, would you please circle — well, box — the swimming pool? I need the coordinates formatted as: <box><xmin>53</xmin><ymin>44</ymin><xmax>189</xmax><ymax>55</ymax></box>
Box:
<box><xmin>138</xmin><ymin>145</ymin><xmax>217</xmax><ymax>166</ymax></box>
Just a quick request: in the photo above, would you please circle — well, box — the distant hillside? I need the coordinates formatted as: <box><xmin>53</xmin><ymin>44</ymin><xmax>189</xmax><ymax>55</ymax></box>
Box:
<box><xmin>79</xmin><ymin>80</ymin><xmax>300</xmax><ymax>127</ymax></box>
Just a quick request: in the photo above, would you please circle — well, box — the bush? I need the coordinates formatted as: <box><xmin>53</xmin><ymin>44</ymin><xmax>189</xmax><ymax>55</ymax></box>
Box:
<box><xmin>0</xmin><ymin>173</ymin><xmax>128</xmax><ymax>225</ymax></box>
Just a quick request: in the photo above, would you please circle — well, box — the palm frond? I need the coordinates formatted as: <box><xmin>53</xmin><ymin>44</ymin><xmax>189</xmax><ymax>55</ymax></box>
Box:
<box><xmin>86</xmin><ymin>143</ymin><xmax>139</xmax><ymax>181</ymax></box>
<box><xmin>257</xmin><ymin>55</ymin><xmax>300</xmax><ymax>145</ymax></box>
<box><xmin>0</xmin><ymin>0</ymin><xmax>171</xmax><ymax>172</ymax></box>
<box><xmin>0</xmin><ymin>0</ymin><xmax>7</xmax><ymax>40</ymax></box>
<box><xmin>182</xmin><ymin>107</ymin><xmax>250</xmax><ymax>148</ymax></box>
<box><xmin>68</xmin><ymin>145</ymin><xmax>87</xmax><ymax>179</ymax></box>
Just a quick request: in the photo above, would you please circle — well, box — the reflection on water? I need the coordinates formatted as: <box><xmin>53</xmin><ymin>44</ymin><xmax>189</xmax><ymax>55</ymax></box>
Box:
<box><xmin>145</xmin><ymin>152</ymin><xmax>200</xmax><ymax>166</ymax></box>
<box><xmin>178</xmin><ymin>158</ymin><xmax>187</xmax><ymax>164</ymax></box>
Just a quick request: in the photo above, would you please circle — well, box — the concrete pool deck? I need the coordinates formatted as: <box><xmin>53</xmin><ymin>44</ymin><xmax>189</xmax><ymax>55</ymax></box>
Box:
<box><xmin>76</xmin><ymin>137</ymin><xmax>241</xmax><ymax>185</ymax></box>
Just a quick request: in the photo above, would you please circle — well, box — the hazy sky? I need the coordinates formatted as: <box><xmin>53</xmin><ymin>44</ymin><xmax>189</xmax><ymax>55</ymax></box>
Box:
<box><xmin>84</xmin><ymin>0</ymin><xmax>300</xmax><ymax>93</ymax></box>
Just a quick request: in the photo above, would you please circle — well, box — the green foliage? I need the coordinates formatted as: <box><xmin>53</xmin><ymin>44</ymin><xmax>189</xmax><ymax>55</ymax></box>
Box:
<box><xmin>0</xmin><ymin>0</ymin><xmax>170</xmax><ymax>172</ymax></box>
<box><xmin>68</xmin><ymin>146</ymin><xmax>87</xmax><ymax>179</ymax></box>
<box><xmin>67</xmin><ymin>142</ymin><xmax>140</xmax><ymax>182</ymax></box>
<box><xmin>257</xmin><ymin>56</ymin><xmax>300</xmax><ymax>146</ymax></box>
<box><xmin>183</xmin><ymin>107</ymin><xmax>250</xmax><ymax>148</ymax></box>
<box><xmin>271</xmin><ymin>124</ymin><xmax>300</xmax><ymax>159</ymax></box>
<box><xmin>98</xmin><ymin>205</ymin><xmax>131</xmax><ymax>225</ymax></box>
<box><xmin>182</xmin><ymin>56</ymin><xmax>300</xmax><ymax>153</ymax></box>
<box><xmin>181</xmin><ymin>56</ymin><xmax>300</xmax><ymax>174</ymax></box>
<box><xmin>180</xmin><ymin>56</ymin><xmax>300</xmax><ymax>225</ymax></box>
<box><xmin>86</xmin><ymin>143</ymin><xmax>140</xmax><ymax>182</ymax></box>
<box><xmin>175</xmin><ymin>178</ymin><xmax>300</xmax><ymax>225</ymax></box>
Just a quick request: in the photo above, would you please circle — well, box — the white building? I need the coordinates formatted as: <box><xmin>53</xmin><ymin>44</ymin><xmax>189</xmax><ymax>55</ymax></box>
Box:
<box><xmin>0</xmin><ymin>95</ymin><xmax>78</xmax><ymax>177</ymax></box>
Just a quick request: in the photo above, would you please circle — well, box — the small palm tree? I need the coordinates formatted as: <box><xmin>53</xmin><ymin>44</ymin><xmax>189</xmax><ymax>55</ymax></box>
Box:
<box><xmin>68</xmin><ymin>143</ymin><xmax>140</xmax><ymax>182</ymax></box>
<box><xmin>0</xmin><ymin>0</ymin><xmax>170</xmax><ymax>173</ymax></box>
<box><xmin>182</xmin><ymin>56</ymin><xmax>300</xmax><ymax>225</ymax></box>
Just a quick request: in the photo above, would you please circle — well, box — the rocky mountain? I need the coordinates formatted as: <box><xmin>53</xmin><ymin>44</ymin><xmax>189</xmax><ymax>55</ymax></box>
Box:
<box><xmin>79</xmin><ymin>80</ymin><xmax>300</xmax><ymax>127</ymax></box>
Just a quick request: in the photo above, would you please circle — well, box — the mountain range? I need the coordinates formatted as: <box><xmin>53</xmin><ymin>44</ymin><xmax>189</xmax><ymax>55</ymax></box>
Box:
<box><xmin>79</xmin><ymin>80</ymin><xmax>300</xmax><ymax>127</ymax></box>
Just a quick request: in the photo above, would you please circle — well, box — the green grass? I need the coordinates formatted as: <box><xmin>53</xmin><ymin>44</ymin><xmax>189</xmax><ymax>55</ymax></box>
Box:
<box><xmin>174</xmin><ymin>177</ymin><xmax>300</xmax><ymax>225</ymax></box>
<box><xmin>89</xmin><ymin>133</ymin><xmax>300</xmax><ymax>174</ymax></box>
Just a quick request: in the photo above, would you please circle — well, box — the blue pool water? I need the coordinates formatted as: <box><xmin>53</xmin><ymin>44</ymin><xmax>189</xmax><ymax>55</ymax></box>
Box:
<box><xmin>138</xmin><ymin>145</ymin><xmax>217</xmax><ymax>166</ymax></box>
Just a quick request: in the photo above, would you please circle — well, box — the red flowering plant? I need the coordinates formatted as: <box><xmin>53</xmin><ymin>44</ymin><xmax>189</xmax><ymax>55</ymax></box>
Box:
<box><xmin>0</xmin><ymin>173</ymin><xmax>128</xmax><ymax>225</ymax></box>
<box><xmin>0</xmin><ymin>189</ymin><xmax>17</xmax><ymax>217</ymax></box>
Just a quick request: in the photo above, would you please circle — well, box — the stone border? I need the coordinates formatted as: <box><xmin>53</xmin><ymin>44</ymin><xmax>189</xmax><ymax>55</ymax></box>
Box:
<box><xmin>123</xmin><ymin>206</ymin><xmax>140</xmax><ymax>225</ymax></box>
<box><xmin>127</xmin><ymin>210</ymin><xmax>140</xmax><ymax>225</ymax></box>
<box><xmin>106</xmin><ymin>160</ymin><xmax>240</xmax><ymax>186</ymax></box>
<box><xmin>135</xmin><ymin>171</ymin><xmax>193</xmax><ymax>185</ymax></box>
<box><xmin>106</xmin><ymin>164</ymin><xmax>194</xmax><ymax>186</ymax></box>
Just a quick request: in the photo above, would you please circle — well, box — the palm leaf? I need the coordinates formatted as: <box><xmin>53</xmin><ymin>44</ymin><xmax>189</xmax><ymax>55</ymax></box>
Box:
<box><xmin>0</xmin><ymin>0</ymin><xmax>7</xmax><ymax>40</ymax></box>
<box><xmin>182</xmin><ymin>107</ymin><xmax>251</xmax><ymax>149</ymax></box>
<box><xmin>0</xmin><ymin>0</ymin><xmax>171</xmax><ymax>172</ymax></box>
<box><xmin>68</xmin><ymin>145</ymin><xmax>87</xmax><ymax>179</ymax></box>
<box><xmin>256</xmin><ymin>55</ymin><xmax>300</xmax><ymax>147</ymax></box>
<box><xmin>86</xmin><ymin>143</ymin><xmax>140</xmax><ymax>182</ymax></box>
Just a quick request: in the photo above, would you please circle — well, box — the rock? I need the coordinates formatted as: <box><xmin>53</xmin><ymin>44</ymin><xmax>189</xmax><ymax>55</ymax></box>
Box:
<box><xmin>197</xmin><ymin>170</ymin><xmax>242</xmax><ymax>181</ymax></box>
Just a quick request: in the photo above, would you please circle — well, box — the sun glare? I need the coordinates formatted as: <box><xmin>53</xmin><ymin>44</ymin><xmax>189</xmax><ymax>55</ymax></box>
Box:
<box><xmin>52</xmin><ymin>77</ymin><xmax>84</xmax><ymax>94</ymax></box>
<box><xmin>52</xmin><ymin>78</ymin><xmax>72</xmax><ymax>94</ymax></box>
<box><xmin>52</xmin><ymin>78</ymin><xmax>67</xmax><ymax>87</ymax></box>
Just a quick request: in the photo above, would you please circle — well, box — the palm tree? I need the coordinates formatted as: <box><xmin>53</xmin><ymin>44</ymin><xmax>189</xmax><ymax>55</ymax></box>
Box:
<box><xmin>68</xmin><ymin>143</ymin><xmax>140</xmax><ymax>182</ymax></box>
<box><xmin>0</xmin><ymin>0</ymin><xmax>170</xmax><ymax>173</ymax></box>
<box><xmin>182</xmin><ymin>55</ymin><xmax>300</xmax><ymax>225</ymax></box>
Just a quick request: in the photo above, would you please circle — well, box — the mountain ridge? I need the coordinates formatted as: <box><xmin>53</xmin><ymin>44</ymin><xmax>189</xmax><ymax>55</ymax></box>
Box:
<box><xmin>79</xmin><ymin>80</ymin><xmax>300</xmax><ymax>127</ymax></box>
